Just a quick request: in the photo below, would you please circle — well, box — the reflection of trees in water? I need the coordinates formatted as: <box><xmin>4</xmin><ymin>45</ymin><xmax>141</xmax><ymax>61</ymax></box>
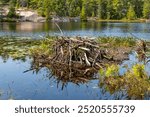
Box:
<box><xmin>8</xmin><ymin>22</ymin><xmax>17</xmax><ymax>31</ymax></box>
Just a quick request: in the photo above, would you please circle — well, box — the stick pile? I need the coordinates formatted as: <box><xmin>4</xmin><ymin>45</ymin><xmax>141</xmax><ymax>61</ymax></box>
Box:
<box><xmin>51</xmin><ymin>36</ymin><xmax>114</xmax><ymax>69</ymax></box>
<box><xmin>30</xmin><ymin>36</ymin><xmax>119</xmax><ymax>83</ymax></box>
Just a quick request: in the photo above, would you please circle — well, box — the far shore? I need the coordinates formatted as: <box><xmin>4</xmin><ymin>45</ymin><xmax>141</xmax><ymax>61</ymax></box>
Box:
<box><xmin>0</xmin><ymin>6</ymin><xmax>150</xmax><ymax>23</ymax></box>
<box><xmin>1</xmin><ymin>17</ymin><xmax>150</xmax><ymax>23</ymax></box>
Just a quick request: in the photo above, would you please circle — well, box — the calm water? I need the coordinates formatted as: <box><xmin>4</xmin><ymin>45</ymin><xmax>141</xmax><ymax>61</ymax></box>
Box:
<box><xmin>0</xmin><ymin>57</ymin><xmax>129</xmax><ymax>100</ymax></box>
<box><xmin>0</xmin><ymin>57</ymin><xmax>107</xmax><ymax>100</ymax></box>
<box><xmin>0</xmin><ymin>22</ymin><xmax>150</xmax><ymax>40</ymax></box>
<box><xmin>0</xmin><ymin>22</ymin><xmax>150</xmax><ymax>100</ymax></box>
<box><xmin>0</xmin><ymin>53</ymin><xmax>149</xmax><ymax>100</ymax></box>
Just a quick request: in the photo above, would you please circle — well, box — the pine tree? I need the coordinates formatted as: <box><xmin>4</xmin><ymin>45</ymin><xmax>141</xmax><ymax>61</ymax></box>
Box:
<box><xmin>37</xmin><ymin>0</ymin><xmax>45</xmax><ymax>16</ymax></box>
<box><xmin>97</xmin><ymin>0</ymin><xmax>102</xmax><ymax>19</ymax></box>
<box><xmin>143</xmin><ymin>0</ymin><xmax>150</xmax><ymax>19</ymax></box>
<box><xmin>112</xmin><ymin>0</ymin><xmax>124</xmax><ymax>19</ymax></box>
<box><xmin>106</xmin><ymin>0</ymin><xmax>112</xmax><ymax>19</ymax></box>
<box><xmin>66</xmin><ymin>0</ymin><xmax>81</xmax><ymax>17</ymax></box>
<box><xmin>80</xmin><ymin>0</ymin><xmax>87</xmax><ymax>21</ymax></box>
<box><xmin>127</xmin><ymin>4</ymin><xmax>136</xmax><ymax>20</ymax></box>
<box><xmin>7</xmin><ymin>0</ymin><xmax>17</xmax><ymax>18</ymax></box>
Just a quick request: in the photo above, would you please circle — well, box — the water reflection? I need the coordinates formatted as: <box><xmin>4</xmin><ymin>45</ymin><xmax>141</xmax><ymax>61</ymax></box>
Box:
<box><xmin>0</xmin><ymin>52</ymin><xmax>150</xmax><ymax>100</ymax></box>
<box><xmin>0</xmin><ymin>22</ymin><xmax>150</xmax><ymax>39</ymax></box>
<box><xmin>0</xmin><ymin>57</ymin><xmax>101</xmax><ymax>100</ymax></box>
<box><xmin>29</xmin><ymin>60</ymin><xmax>99</xmax><ymax>90</ymax></box>
<box><xmin>0</xmin><ymin>36</ymin><xmax>150</xmax><ymax>99</ymax></box>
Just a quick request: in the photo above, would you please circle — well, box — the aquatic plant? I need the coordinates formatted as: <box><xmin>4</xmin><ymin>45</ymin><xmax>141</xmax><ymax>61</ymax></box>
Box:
<box><xmin>105</xmin><ymin>64</ymin><xmax>119</xmax><ymax>78</ymax></box>
<box><xmin>0</xmin><ymin>38</ymin><xmax>41</xmax><ymax>61</ymax></box>
<box><xmin>99</xmin><ymin>63</ymin><xmax>150</xmax><ymax>99</ymax></box>
<box><xmin>30</xmin><ymin>37</ymin><xmax>56</xmax><ymax>57</ymax></box>
<box><xmin>97</xmin><ymin>36</ymin><xmax>136</xmax><ymax>47</ymax></box>
<box><xmin>124</xmin><ymin>64</ymin><xmax>150</xmax><ymax>99</ymax></box>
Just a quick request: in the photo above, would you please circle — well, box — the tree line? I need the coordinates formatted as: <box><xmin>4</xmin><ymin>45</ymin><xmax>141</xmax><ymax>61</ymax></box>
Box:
<box><xmin>0</xmin><ymin>0</ymin><xmax>150</xmax><ymax>20</ymax></box>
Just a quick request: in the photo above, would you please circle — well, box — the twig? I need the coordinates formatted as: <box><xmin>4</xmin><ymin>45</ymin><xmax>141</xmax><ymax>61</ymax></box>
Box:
<box><xmin>69</xmin><ymin>37</ymin><xmax>72</xmax><ymax>79</ymax></box>
<box><xmin>54</xmin><ymin>22</ymin><xmax>64</xmax><ymax>36</ymax></box>
<box><xmin>92</xmin><ymin>50</ymin><xmax>100</xmax><ymax>66</ymax></box>
<box><xmin>129</xmin><ymin>33</ymin><xmax>141</xmax><ymax>40</ymax></box>
<box><xmin>84</xmin><ymin>53</ymin><xmax>91</xmax><ymax>66</ymax></box>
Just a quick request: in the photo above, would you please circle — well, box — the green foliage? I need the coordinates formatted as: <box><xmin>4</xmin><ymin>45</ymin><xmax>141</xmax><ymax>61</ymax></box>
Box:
<box><xmin>127</xmin><ymin>5</ymin><xmax>136</xmax><ymax>20</ymax></box>
<box><xmin>7</xmin><ymin>6</ymin><xmax>16</xmax><ymax>18</ymax></box>
<box><xmin>97</xmin><ymin>37</ymin><xmax>136</xmax><ymax>47</ymax></box>
<box><xmin>30</xmin><ymin>37</ymin><xmax>56</xmax><ymax>56</ymax></box>
<box><xmin>97</xmin><ymin>0</ymin><xmax>102</xmax><ymax>19</ymax></box>
<box><xmin>7</xmin><ymin>0</ymin><xmax>18</xmax><ymax>18</ymax></box>
<box><xmin>99</xmin><ymin>63</ymin><xmax>150</xmax><ymax>99</ymax></box>
<box><xmin>132</xmin><ymin>64</ymin><xmax>146</xmax><ymax>78</ymax></box>
<box><xmin>0</xmin><ymin>37</ymin><xmax>40</xmax><ymax>60</ymax></box>
<box><xmin>105</xmin><ymin>64</ymin><xmax>119</xmax><ymax>78</ymax></box>
<box><xmin>106</xmin><ymin>0</ymin><xmax>112</xmax><ymax>19</ymax></box>
<box><xmin>143</xmin><ymin>0</ymin><xmax>150</xmax><ymax>19</ymax></box>
<box><xmin>67</xmin><ymin>0</ymin><xmax>81</xmax><ymax>17</ymax></box>
<box><xmin>80</xmin><ymin>6</ymin><xmax>87</xmax><ymax>21</ymax></box>
<box><xmin>0</xmin><ymin>0</ymin><xmax>10</xmax><ymax>4</ymax></box>
<box><xmin>2</xmin><ymin>0</ymin><xmax>150</xmax><ymax>20</ymax></box>
<box><xmin>124</xmin><ymin>64</ymin><xmax>150</xmax><ymax>99</ymax></box>
<box><xmin>80</xmin><ymin>0</ymin><xmax>87</xmax><ymax>21</ymax></box>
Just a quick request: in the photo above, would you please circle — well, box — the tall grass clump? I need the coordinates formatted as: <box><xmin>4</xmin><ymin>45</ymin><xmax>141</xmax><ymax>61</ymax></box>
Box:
<box><xmin>97</xmin><ymin>37</ymin><xmax>136</xmax><ymax>47</ymax></box>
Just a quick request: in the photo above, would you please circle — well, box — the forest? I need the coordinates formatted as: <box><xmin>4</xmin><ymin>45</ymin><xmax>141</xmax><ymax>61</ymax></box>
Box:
<box><xmin>0</xmin><ymin>0</ymin><xmax>150</xmax><ymax>20</ymax></box>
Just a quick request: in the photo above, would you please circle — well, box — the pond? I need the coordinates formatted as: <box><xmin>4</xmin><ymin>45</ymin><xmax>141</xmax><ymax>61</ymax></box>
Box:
<box><xmin>0</xmin><ymin>52</ymin><xmax>149</xmax><ymax>100</ymax></box>
<box><xmin>0</xmin><ymin>22</ymin><xmax>150</xmax><ymax>100</ymax></box>
<box><xmin>0</xmin><ymin>57</ymin><xmax>113</xmax><ymax>100</ymax></box>
<box><xmin>0</xmin><ymin>22</ymin><xmax>150</xmax><ymax>40</ymax></box>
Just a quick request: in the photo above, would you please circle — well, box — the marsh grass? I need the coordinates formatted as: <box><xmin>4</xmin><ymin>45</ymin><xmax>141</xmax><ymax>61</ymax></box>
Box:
<box><xmin>0</xmin><ymin>36</ymin><xmax>138</xmax><ymax>61</ymax></box>
<box><xmin>0</xmin><ymin>37</ymin><xmax>40</xmax><ymax>60</ymax></box>
<box><xmin>30</xmin><ymin>37</ymin><xmax>56</xmax><ymax>57</ymax></box>
<box><xmin>97</xmin><ymin>36</ymin><xmax>136</xmax><ymax>47</ymax></box>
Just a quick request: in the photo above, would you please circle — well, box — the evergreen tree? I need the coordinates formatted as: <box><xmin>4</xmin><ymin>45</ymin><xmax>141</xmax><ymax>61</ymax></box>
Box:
<box><xmin>37</xmin><ymin>0</ymin><xmax>45</xmax><ymax>16</ymax></box>
<box><xmin>112</xmin><ymin>0</ymin><xmax>124</xmax><ymax>19</ymax></box>
<box><xmin>97</xmin><ymin>0</ymin><xmax>102</xmax><ymax>19</ymax></box>
<box><xmin>53</xmin><ymin>0</ymin><xmax>68</xmax><ymax>16</ymax></box>
<box><xmin>106</xmin><ymin>0</ymin><xmax>112</xmax><ymax>19</ymax></box>
<box><xmin>80</xmin><ymin>0</ymin><xmax>87</xmax><ymax>21</ymax></box>
<box><xmin>133</xmin><ymin>0</ymin><xmax>143</xmax><ymax>18</ymax></box>
<box><xmin>29</xmin><ymin>0</ymin><xmax>38</xmax><ymax>9</ymax></box>
<box><xmin>7</xmin><ymin>0</ymin><xmax>17</xmax><ymax>18</ymax></box>
<box><xmin>1</xmin><ymin>0</ymin><xmax>150</xmax><ymax>20</ymax></box>
<box><xmin>66</xmin><ymin>0</ymin><xmax>81</xmax><ymax>17</ymax></box>
<box><xmin>143</xmin><ymin>0</ymin><xmax>150</xmax><ymax>19</ymax></box>
<box><xmin>127</xmin><ymin>4</ymin><xmax>136</xmax><ymax>20</ymax></box>
<box><xmin>43</xmin><ymin>0</ymin><xmax>54</xmax><ymax>20</ymax></box>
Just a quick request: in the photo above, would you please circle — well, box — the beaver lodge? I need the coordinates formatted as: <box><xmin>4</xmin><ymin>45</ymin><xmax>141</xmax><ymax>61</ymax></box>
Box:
<box><xmin>29</xmin><ymin>36</ymin><xmax>148</xmax><ymax>84</ymax></box>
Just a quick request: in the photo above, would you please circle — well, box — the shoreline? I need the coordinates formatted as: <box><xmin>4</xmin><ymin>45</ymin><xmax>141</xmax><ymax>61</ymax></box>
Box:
<box><xmin>0</xmin><ymin>17</ymin><xmax>149</xmax><ymax>23</ymax></box>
